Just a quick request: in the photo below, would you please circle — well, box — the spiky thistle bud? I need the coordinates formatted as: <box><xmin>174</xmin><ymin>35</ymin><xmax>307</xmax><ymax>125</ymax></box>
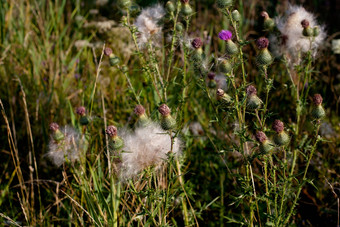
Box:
<box><xmin>219</xmin><ymin>59</ymin><xmax>232</xmax><ymax>73</ymax></box>
<box><xmin>255</xmin><ymin>131</ymin><xmax>273</xmax><ymax>153</ymax></box>
<box><xmin>106</xmin><ymin>125</ymin><xmax>124</xmax><ymax>151</ymax></box>
<box><xmin>261</xmin><ymin>11</ymin><xmax>275</xmax><ymax>31</ymax></box>
<box><xmin>76</xmin><ymin>106</ymin><xmax>89</xmax><ymax>125</ymax></box>
<box><xmin>246</xmin><ymin>85</ymin><xmax>262</xmax><ymax>110</ymax></box>
<box><xmin>134</xmin><ymin>105</ymin><xmax>150</xmax><ymax>127</ymax></box>
<box><xmin>208</xmin><ymin>72</ymin><xmax>217</xmax><ymax>88</ymax></box>
<box><xmin>216</xmin><ymin>88</ymin><xmax>232</xmax><ymax>107</ymax></box>
<box><xmin>191</xmin><ymin>38</ymin><xmax>203</xmax><ymax>61</ymax></box>
<box><xmin>313</xmin><ymin>26</ymin><xmax>320</xmax><ymax>37</ymax></box>
<box><xmin>176</xmin><ymin>23</ymin><xmax>184</xmax><ymax>32</ymax></box>
<box><xmin>181</xmin><ymin>0</ymin><xmax>192</xmax><ymax>16</ymax></box>
<box><xmin>166</xmin><ymin>1</ymin><xmax>175</xmax><ymax>13</ymax></box>
<box><xmin>50</xmin><ymin>122</ymin><xmax>65</xmax><ymax>142</ymax></box>
<box><xmin>216</xmin><ymin>0</ymin><xmax>233</xmax><ymax>9</ymax></box>
<box><xmin>118</xmin><ymin>0</ymin><xmax>131</xmax><ymax>9</ymax></box>
<box><xmin>301</xmin><ymin>19</ymin><xmax>313</xmax><ymax>37</ymax></box>
<box><xmin>231</xmin><ymin>10</ymin><xmax>241</xmax><ymax>22</ymax></box>
<box><xmin>311</xmin><ymin>94</ymin><xmax>325</xmax><ymax>119</ymax></box>
<box><xmin>255</xmin><ymin>37</ymin><xmax>273</xmax><ymax>66</ymax></box>
<box><xmin>159</xmin><ymin>104</ymin><xmax>176</xmax><ymax>130</ymax></box>
<box><xmin>104</xmin><ymin>47</ymin><xmax>120</xmax><ymax>66</ymax></box>
<box><xmin>218</xmin><ymin>30</ymin><xmax>238</xmax><ymax>55</ymax></box>
<box><xmin>272</xmin><ymin>120</ymin><xmax>290</xmax><ymax>146</ymax></box>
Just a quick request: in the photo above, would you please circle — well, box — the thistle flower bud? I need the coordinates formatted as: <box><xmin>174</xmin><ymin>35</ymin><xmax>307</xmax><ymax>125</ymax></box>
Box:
<box><xmin>50</xmin><ymin>122</ymin><xmax>65</xmax><ymax>142</ymax></box>
<box><xmin>226</xmin><ymin>40</ymin><xmax>238</xmax><ymax>55</ymax></box>
<box><xmin>207</xmin><ymin>72</ymin><xmax>216</xmax><ymax>88</ymax></box>
<box><xmin>231</xmin><ymin>10</ymin><xmax>241</xmax><ymax>22</ymax></box>
<box><xmin>246</xmin><ymin>85</ymin><xmax>257</xmax><ymax>96</ymax></box>
<box><xmin>192</xmin><ymin>38</ymin><xmax>203</xmax><ymax>49</ymax></box>
<box><xmin>105</xmin><ymin>47</ymin><xmax>120</xmax><ymax>66</ymax></box>
<box><xmin>216</xmin><ymin>88</ymin><xmax>232</xmax><ymax>106</ymax></box>
<box><xmin>76</xmin><ymin>106</ymin><xmax>89</xmax><ymax>125</ymax></box>
<box><xmin>106</xmin><ymin>125</ymin><xmax>124</xmax><ymax>151</ymax></box>
<box><xmin>191</xmin><ymin>38</ymin><xmax>203</xmax><ymax>61</ymax></box>
<box><xmin>312</xmin><ymin>94</ymin><xmax>323</xmax><ymax>106</ymax></box>
<box><xmin>216</xmin><ymin>0</ymin><xmax>233</xmax><ymax>9</ymax></box>
<box><xmin>272</xmin><ymin>120</ymin><xmax>290</xmax><ymax>146</ymax></box>
<box><xmin>301</xmin><ymin>19</ymin><xmax>313</xmax><ymax>37</ymax></box>
<box><xmin>313</xmin><ymin>26</ymin><xmax>320</xmax><ymax>37</ymax></box>
<box><xmin>166</xmin><ymin>1</ymin><xmax>175</xmax><ymax>13</ymax></box>
<box><xmin>134</xmin><ymin>104</ymin><xmax>145</xmax><ymax>116</ymax></box>
<box><xmin>246</xmin><ymin>85</ymin><xmax>262</xmax><ymax>110</ymax></box>
<box><xmin>134</xmin><ymin>105</ymin><xmax>150</xmax><ymax>127</ymax></box>
<box><xmin>255</xmin><ymin>37</ymin><xmax>272</xmax><ymax>66</ymax></box>
<box><xmin>218</xmin><ymin>30</ymin><xmax>238</xmax><ymax>55</ymax></box>
<box><xmin>256</xmin><ymin>37</ymin><xmax>269</xmax><ymax>49</ymax></box>
<box><xmin>159</xmin><ymin>104</ymin><xmax>171</xmax><ymax>117</ymax></box>
<box><xmin>159</xmin><ymin>104</ymin><xmax>176</xmax><ymax>130</ymax></box>
<box><xmin>76</xmin><ymin>106</ymin><xmax>86</xmax><ymax>116</ymax></box>
<box><xmin>176</xmin><ymin>23</ymin><xmax>184</xmax><ymax>32</ymax></box>
<box><xmin>106</xmin><ymin>125</ymin><xmax>118</xmax><ymax>137</ymax></box>
<box><xmin>255</xmin><ymin>131</ymin><xmax>273</xmax><ymax>153</ymax></box>
<box><xmin>118</xmin><ymin>0</ymin><xmax>131</xmax><ymax>9</ymax></box>
<box><xmin>104</xmin><ymin>47</ymin><xmax>113</xmax><ymax>56</ymax></box>
<box><xmin>311</xmin><ymin>94</ymin><xmax>325</xmax><ymax>119</ymax></box>
<box><xmin>181</xmin><ymin>2</ymin><xmax>193</xmax><ymax>16</ymax></box>
<box><xmin>261</xmin><ymin>11</ymin><xmax>275</xmax><ymax>31</ymax></box>
<box><xmin>219</xmin><ymin>59</ymin><xmax>232</xmax><ymax>73</ymax></box>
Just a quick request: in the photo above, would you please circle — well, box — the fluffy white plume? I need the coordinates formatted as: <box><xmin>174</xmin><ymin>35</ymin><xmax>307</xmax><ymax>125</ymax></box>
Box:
<box><xmin>270</xmin><ymin>5</ymin><xmax>326</xmax><ymax>65</ymax></box>
<box><xmin>134</xmin><ymin>4</ymin><xmax>165</xmax><ymax>48</ymax></box>
<box><xmin>47</xmin><ymin>126</ymin><xmax>84</xmax><ymax>167</ymax></box>
<box><xmin>120</xmin><ymin>122</ymin><xmax>182</xmax><ymax>179</ymax></box>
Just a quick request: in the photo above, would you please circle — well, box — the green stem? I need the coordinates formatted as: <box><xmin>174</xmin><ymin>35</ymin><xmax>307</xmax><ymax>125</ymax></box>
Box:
<box><xmin>283</xmin><ymin>124</ymin><xmax>321</xmax><ymax>225</ymax></box>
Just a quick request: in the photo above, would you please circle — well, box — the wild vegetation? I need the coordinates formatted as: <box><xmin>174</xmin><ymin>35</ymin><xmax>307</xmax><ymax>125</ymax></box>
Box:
<box><xmin>0</xmin><ymin>0</ymin><xmax>339</xmax><ymax>226</ymax></box>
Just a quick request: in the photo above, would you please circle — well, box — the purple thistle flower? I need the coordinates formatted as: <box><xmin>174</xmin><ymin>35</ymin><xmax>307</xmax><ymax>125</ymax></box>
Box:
<box><xmin>218</xmin><ymin>30</ymin><xmax>232</xmax><ymax>41</ymax></box>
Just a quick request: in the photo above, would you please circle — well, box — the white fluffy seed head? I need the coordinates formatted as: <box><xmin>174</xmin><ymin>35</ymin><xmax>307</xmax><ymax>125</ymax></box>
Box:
<box><xmin>47</xmin><ymin>125</ymin><xmax>85</xmax><ymax>167</ymax></box>
<box><xmin>270</xmin><ymin>5</ymin><xmax>326</xmax><ymax>65</ymax></box>
<box><xmin>119</xmin><ymin>122</ymin><xmax>182</xmax><ymax>180</ymax></box>
<box><xmin>134</xmin><ymin>4</ymin><xmax>165</xmax><ymax>48</ymax></box>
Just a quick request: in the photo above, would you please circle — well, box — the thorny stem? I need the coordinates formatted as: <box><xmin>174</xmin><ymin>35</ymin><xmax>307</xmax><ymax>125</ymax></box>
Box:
<box><xmin>126</xmin><ymin>10</ymin><xmax>163</xmax><ymax>102</ymax></box>
<box><xmin>283</xmin><ymin>123</ymin><xmax>321</xmax><ymax>225</ymax></box>
<box><xmin>119</xmin><ymin>67</ymin><xmax>140</xmax><ymax>104</ymax></box>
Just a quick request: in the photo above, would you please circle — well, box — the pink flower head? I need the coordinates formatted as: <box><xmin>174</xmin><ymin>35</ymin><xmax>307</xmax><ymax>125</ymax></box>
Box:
<box><xmin>218</xmin><ymin>30</ymin><xmax>232</xmax><ymax>41</ymax></box>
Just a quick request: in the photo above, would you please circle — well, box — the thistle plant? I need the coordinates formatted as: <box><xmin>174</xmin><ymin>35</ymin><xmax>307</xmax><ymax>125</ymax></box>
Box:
<box><xmin>0</xmin><ymin>1</ymin><xmax>337</xmax><ymax>226</ymax></box>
